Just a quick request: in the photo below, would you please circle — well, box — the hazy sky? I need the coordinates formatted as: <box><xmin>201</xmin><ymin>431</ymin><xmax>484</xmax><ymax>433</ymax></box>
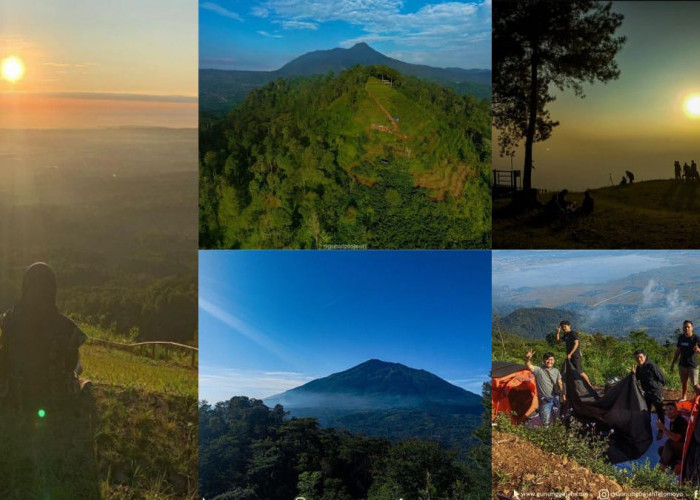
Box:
<box><xmin>199</xmin><ymin>0</ymin><xmax>491</xmax><ymax>71</ymax></box>
<box><xmin>199</xmin><ymin>250</ymin><xmax>491</xmax><ymax>403</ymax></box>
<box><xmin>493</xmin><ymin>1</ymin><xmax>700</xmax><ymax>191</ymax></box>
<box><xmin>492</xmin><ymin>250</ymin><xmax>677</xmax><ymax>290</ymax></box>
<box><xmin>0</xmin><ymin>1</ymin><xmax>197</xmax><ymax>128</ymax></box>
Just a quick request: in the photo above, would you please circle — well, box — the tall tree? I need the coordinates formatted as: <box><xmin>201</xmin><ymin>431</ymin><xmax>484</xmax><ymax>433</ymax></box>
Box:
<box><xmin>493</xmin><ymin>0</ymin><xmax>625</xmax><ymax>195</ymax></box>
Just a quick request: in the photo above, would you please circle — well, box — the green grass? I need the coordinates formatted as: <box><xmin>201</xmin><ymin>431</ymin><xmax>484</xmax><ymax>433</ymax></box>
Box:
<box><xmin>0</xmin><ymin>324</ymin><xmax>198</xmax><ymax>499</ymax></box>
<box><xmin>494</xmin><ymin>180</ymin><xmax>700</xmax><ymax>248</ymax></box>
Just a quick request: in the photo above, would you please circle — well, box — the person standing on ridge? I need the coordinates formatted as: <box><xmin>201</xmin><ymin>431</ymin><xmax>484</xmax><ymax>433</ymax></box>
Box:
<box><xmin>556</xmin><ymin>320</ymin><xmax>591</xmax><ymax>386</ymax></box>
<box><xmin>671</xmin><ymin>320</ymin><xmax>700</xmax><ymax>401</ymax></box>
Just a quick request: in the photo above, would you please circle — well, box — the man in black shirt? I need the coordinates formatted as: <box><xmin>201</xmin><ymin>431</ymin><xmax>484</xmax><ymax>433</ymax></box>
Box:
<box><xmin>657</xmin><ymin>402</ymin><xmax>688</xmax><ymax>472</ymax></box>
<box><xmin>671</xmin><ymin>320</ymin><xmax>700</xmax><ymax>401</ymax></box>
<box><xmin>556</xmin><ymin>320</ymin><xmax>591</xmax><ymax>385</ymax></box>
<box><xmin>634</xmin><ymin>349</ymin><xmax>667</xmax><ymax>440</ymax></box>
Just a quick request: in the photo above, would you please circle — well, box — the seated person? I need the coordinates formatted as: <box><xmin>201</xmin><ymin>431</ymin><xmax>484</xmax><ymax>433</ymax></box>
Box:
<box><xmin>0</xmin><ymin>262</ymin><xmax>88</xmax><ymax>412</ymax></box>
<box><xmin>658</xmin><ymin>402</ymin><xmax>688</xmax><ymax>472</ymax></box>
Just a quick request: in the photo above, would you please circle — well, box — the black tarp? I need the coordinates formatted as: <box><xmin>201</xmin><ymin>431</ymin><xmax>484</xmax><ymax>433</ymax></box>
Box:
<box><xmin>561</xmin><ymin>359</ymin><xmax>652</xmax><ymax>463</ymax></box>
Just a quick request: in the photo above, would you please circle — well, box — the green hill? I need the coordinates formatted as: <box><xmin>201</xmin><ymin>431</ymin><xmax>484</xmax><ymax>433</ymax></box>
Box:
<box><xmin>494</xmin><ymin>180</ymin><xmax>700</xmax><ymax>249</ymax></box>
<box><xmin>0</xmin><ymin>325</ymin><xmax>197</xmax><ymax>499</ymax></box>
<box><xmin>200</xmin><ymin>66</ymin><xmax>491</xmax><ymax>249</ymax></box>
<box><xmin>497</xmin><ymin>307</ymin><xmax>580</xmax><ymax>339</ymax></box>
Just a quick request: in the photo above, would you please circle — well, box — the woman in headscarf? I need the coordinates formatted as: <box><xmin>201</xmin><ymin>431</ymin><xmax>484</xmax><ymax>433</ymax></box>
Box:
<box><xmin>0</xmin><ymin>262</ymin><xmax>87</xmax><ymax>411</ymax></box>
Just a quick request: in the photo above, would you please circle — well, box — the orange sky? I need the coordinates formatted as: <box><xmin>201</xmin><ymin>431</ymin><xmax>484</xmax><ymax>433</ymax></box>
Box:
<box><xmin>0</xmin><ymin>93</ymin><xmax>197</xmax><ymax>129</ymax></box>
<box><xmin>0</xmin><ymin>0</ymin><xmax>197</xmax><ymax>129</ymax></box>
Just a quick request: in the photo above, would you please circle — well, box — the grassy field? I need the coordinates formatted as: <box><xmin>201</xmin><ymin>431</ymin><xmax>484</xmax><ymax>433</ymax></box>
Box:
<box><xmin>0</xmin><ymin>326</ymin><xmax>198</xmax><ymax>499</ymax></box>
<box><xmin>494</xmin><ymin>180</ymin><xmax>700</xmax><ymax>248</ymax></box>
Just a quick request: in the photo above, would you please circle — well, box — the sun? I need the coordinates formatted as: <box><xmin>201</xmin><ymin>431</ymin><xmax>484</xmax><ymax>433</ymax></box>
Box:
<box><xmin>1</xmin><ymin>56</ymin><xmax>25</xmax><ymax>83</ymax></box>
<box><xmin>684</xmin><ymin>93</ymin><xmax>700</xmax><ymax>118</ymax></box>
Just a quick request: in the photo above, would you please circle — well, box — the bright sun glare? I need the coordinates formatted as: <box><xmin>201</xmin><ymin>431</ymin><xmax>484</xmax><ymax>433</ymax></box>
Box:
<box><xmin>1</xmin><ymin>56</ymin><xmax>25</xmax><ymax>83</ymax></box>
<box><xmin>684</xmin><ymin>94</ymin><xmax>700</xmax><ymax>118</ymax></box>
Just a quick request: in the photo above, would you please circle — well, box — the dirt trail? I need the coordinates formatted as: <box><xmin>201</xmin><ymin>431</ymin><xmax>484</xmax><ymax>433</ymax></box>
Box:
<box><xmin>367</xmin><ymin>90</ymin><xmax>408</xmax><ymax>140</ymax></box>
<box><xmin>492</xmin><ymin>431</ymin><xmax>626</xmax><ymax>499</ymax></box>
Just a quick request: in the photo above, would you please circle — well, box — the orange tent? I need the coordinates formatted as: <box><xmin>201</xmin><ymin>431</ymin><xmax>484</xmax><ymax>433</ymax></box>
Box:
<box><xmin>491</xmin><ymin>361</ymin><xmax>538</xmax><ymax>423</ymax></box>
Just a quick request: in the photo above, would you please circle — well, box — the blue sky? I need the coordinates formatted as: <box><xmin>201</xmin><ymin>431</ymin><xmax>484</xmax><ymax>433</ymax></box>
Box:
<box><xmin>199</xmin><ymin>250</ymin><xmax>491</xmax><ymax>403</ymax></box>
<box><xmin>199</xmin><ymin>0</ymin><xmax>491</xmax><ymax>71</ymax></box>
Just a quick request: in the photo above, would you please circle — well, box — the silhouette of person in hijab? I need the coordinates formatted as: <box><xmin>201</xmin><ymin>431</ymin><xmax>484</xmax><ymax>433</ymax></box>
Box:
<box><xmin>0</xmin><ymin>262</ymin><xmax>88</xmax><ymax>411</ymax></box>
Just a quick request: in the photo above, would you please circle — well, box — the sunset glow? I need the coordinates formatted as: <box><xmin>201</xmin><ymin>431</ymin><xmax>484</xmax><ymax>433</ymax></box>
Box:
<box><xmin>684</xmin><ymin>94</ymin><xmax>700</xmax><ymax>118</ymax></box>
<box><xmin>1</xmin><ymin>56</ymin><xmax>25</xmax><ymax>83</ymax></box>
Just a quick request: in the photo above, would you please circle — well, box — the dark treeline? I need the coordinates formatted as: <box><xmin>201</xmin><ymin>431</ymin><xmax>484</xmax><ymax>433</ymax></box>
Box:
<box><xmin>199</xmin><ymin>396</ymin><xmax>491</xmax><ymax>500</ymax></box>
<box><xmin>200</xmin><ymin>65</ymin><xmax>491</xmax><ymax>249</ymax></box>
<box><xmin>0</xmin><ymin>256</ymin><xmax>196</xmax><ymax>344</ymax></box>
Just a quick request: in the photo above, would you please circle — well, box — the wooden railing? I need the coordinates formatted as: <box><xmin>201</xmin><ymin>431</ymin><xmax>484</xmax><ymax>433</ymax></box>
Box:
<box><xmin>87</xmin><ymin>337</ymin><xmax>198</xmax><ymax>368</ymax></box>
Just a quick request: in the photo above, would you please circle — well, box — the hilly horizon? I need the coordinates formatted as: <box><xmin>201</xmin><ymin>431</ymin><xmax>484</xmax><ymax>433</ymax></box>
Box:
<box><xmin>265</xmin><ymin>358</ymin><xmax>482</xmax><ymax>410</ymax></box>
<box><xmin>260</xmin><ymin>359</ymin><xmax>484</xmax><ymax>454</ymax></box>
<box><xmin>200</xmin><ymin>42</ymin><xmax>491</xmax><ymax>115</ymax></box>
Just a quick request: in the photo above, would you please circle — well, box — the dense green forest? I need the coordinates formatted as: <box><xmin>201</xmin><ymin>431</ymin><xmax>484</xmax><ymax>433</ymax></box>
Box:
<box><xmin>0</xmin><ymin>128</ymin><xmax>197</xmax><ymax>343</ymax></box>
<box><xmin>199</xmin><ymin>396</ymin><xmax>491</xmax><ymax>500</ymax></box>
<box><xmin>492</xmin><ymin>319</ymin><xmax>682</xmax><ymax>389</ymax></box>
<box><xmin>199</xmin><ymin>65</ymin><xmax>491</xmax><ymax>249</ymax></box>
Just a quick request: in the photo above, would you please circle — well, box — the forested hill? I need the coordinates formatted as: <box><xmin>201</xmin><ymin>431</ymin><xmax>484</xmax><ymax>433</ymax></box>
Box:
<box><xmin>496</xmin><ymin>307</ymin><xmax>580</xmax><ymax>339</ymax></box>
<box><xmin>200</xmin><ymin>42</ymin><xmax>491</xmax><ymax>114</ymax></box>
<box><xmin>200</xmin><ymin>65</ymin><xmax>491</xmax><ymax>249</ymax></box>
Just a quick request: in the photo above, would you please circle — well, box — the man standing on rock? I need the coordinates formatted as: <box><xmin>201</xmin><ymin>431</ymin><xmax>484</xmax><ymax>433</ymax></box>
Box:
<box><xmin>671</xmin><ymin>320</ymin><xmax>700</xmax><ymax>401</ymax></box>
<box><xmin>525</xmin><ymin>350</ymin><xmax>565</xmax><ymax>426</ymax></box>
<box><xmin>556</xmin><ymin>320</ymin><xmax>591</xmax><ymax>386</ymax></box>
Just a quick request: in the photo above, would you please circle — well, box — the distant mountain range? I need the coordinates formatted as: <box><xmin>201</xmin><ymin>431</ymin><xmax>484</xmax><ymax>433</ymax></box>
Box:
<box><xmin>493</xmin><ymin>260</ymin><xmax>700</xmax><ymax>339</ymax></box>
<box><xmin>264</xmin><ymin>359</ymin><xmax>483</xmax><ymax>454</ymax></box>
<box><xmin>200</xmin><ymin>43</ymin><xmax>491</xmax><ymax>114</ymax></box>
<box><xmin>495</xmin><ymin>307</ymin><xmax>580</xmax><ymax>340</ymax></box>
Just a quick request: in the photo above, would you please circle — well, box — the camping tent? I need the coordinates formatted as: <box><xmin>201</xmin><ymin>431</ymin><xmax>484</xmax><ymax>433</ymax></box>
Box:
<box><xmin>491</xmin><ymin>361</ymin><xmax>538</xmax><ymax>423</ymax></box>
<box><xmin>680</xmin><ymin>395</ymin><xmax>700</xmax><ymax>485</ymax></box>
<box><xmin>561</xmin><ymin>359</ymin><xmax>652</xmax><ymax>463</ymax></box>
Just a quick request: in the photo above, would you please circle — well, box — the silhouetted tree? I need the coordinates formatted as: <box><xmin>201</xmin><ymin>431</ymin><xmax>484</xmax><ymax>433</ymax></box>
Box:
<box><xmin>493</xmin><ymin>0</ymin><xmax>625</xmax><ymax>195</ymax></box>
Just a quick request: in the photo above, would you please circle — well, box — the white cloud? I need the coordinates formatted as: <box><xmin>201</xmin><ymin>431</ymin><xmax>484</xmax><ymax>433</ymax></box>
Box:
<box><xmin>251</xmin><ymin>5</ymin><xmax>270</xmax><ymax>17</ymax></box>
<box><xmin>199</xmin><ymin>297</ymin><xmax>292</xmax><ymax>363</ymax></box>
<box><xmin>281</xmin><ymin>20</ymin><xmax>319</xmax><ymax>30</ymax></box>
<box><xmin>256</xmin><ymin>0</ymin><xmax>491</xmax><ymax>67</ymax></box>
<box><xmin>199</xmin><ymin>367</ymin><xmax>314</xmax><ymax>402</ymax></box>
<box><xmin>201</xmin><ymin>2</ymin><xmax>244</xmax><ymax>21</ymax></box>
<box><xmin>257</xmin><ymin>30</ymin><xmax>283</xmax><ymax>38</ymax></box>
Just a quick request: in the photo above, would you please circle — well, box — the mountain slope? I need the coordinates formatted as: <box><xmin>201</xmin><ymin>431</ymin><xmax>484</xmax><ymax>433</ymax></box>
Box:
<box><xmin>264</xmin><ymin>359</ymin><xmax>483</xmax><ymax>454</ymax></box>
<box><xmin>266</xmin><ymin>359</ymin><xmax>481</xmax><ymax>410</ymax></box>
<box><xmin>497</xmin><ymin>307</ymin><xmax>580</xmax><ymax>339</ymax></box>
<box><xmin>200</xmin><ymin>43</ymin><xmax>491</xmax><ymax>114</ymax></box>
<box><xmin>199</xmin><ymin>65</ymin><xmax>491</xmax><ymax>249</ymax></box>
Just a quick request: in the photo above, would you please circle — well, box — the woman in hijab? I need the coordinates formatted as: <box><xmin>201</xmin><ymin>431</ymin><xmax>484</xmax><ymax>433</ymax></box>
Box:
<box><xmin>0</xmin><ymin>262</ymin><xmax>87</xmax><ymax>411</ymax></box>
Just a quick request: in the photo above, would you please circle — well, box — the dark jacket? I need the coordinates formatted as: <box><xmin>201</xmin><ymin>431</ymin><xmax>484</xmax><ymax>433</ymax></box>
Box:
<box><xmin>636</xmin><ymin>360</ymin><xmax>666</xmax><ymax>398</ymax></box>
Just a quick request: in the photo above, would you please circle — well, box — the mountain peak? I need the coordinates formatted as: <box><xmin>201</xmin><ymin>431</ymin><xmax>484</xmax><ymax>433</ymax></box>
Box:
<box><xmin>265</xmin><ymin>359</ymin><xmax>480</xmax><ymax>410</ymax></box>
<box><xmin>349</xmin><ymin>42</ymin><xmax>372</xmax><ymax>51</ymax></box>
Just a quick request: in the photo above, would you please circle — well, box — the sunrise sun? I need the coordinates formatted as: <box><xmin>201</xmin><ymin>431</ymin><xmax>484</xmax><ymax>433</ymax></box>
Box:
<box><xmin>684</xmin><ymin>93</ymin><xmax>700</xmax><ymax>118</ymax></box>
<box><xmin>1</xmin><ymin>56</ymin><xmax>25</xmax><ymax>83</ymax></box>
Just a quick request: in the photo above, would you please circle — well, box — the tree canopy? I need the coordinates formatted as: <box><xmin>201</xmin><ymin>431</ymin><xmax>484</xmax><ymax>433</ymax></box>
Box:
<box><xmin>493</xmin><ymin>0</ymin><xmax>625</xmax><ymax>193</ymax></box>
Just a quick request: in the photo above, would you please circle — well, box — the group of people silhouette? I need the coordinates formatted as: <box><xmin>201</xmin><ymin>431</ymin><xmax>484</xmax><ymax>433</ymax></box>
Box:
<box><xmin>542</xmin><ymin>189</ymin><xmax>594</xmax><ymax>223</ymax></box>
<box><xmin>674</xmin><ymin>160</ymin><xmax>698</xmax><ymax>182</ymax></box>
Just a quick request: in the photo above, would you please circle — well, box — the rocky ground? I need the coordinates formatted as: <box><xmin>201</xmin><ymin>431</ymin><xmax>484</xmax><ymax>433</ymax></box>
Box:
<box><xmin>492</xmin><ymin>431</ymin><xmax>625</xmax><ymax>499</ymax></box>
